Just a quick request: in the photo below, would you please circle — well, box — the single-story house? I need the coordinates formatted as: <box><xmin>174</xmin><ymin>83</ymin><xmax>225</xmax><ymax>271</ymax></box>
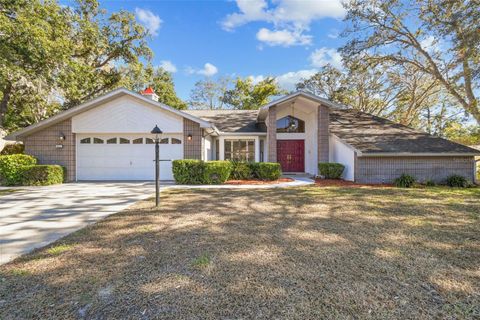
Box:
<box><xmin>6</xmin><ymin>88</ymin><xmax>479</xmax><ymax>183</ymax></box>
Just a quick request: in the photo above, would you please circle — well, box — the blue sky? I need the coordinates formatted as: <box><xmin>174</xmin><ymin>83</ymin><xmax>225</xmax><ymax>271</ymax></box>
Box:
<box><xmin>65</xmin><ymin>0</ymin><xmax>347</xmax><ymax>100</ymax></box>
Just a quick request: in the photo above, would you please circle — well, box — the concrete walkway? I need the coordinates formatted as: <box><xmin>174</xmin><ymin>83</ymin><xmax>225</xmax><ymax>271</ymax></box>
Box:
<box><xmin>0</xmin><ymin>177</ymin><xmax>314</xmax><ymax>265</ymax></box>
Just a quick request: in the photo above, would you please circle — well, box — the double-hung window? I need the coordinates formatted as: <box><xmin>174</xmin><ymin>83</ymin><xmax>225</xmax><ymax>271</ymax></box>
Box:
<box><xmin>224</xmin><ymin>139</ymin><xmax>255</xmax><ymax>161</ymax></box>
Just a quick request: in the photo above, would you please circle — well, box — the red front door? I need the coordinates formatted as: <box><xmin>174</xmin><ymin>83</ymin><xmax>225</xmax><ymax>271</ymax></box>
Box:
<box><xmin>277</xmin><ymin>140</ymin><xmax>305</xmax><ymax>172</ymax></box>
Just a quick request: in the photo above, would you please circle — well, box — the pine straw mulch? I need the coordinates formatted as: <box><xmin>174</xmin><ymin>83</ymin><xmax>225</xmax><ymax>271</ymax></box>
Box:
<box><xmin>315</xmin><ymin>178</ymin><xmax>394</xmax><ymax>188</ymax></box>
<box><xmin>1</xmin><ymin>186</ymin><xmax>479</xmax><ymax>319</ymax></box>
<box><xmin>225</xmin><ymin>177</ymin><xmax>294</xmax><ymax>185</ymax></box>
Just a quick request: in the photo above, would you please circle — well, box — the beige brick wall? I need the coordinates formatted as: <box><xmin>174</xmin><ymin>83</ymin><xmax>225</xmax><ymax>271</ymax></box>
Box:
<box><xmin>318</xmin><ymin>104</ymin><xmax>329</xmax><ymax>163</ymax></box>
<box><xmin>267</xmin><ymin>106</ymin><xmax>277</xmax><ymax>162</ymax></box>
<box><xmin>183</xmin><ymin>118</ymin><xmax>202</xmax><ymax>159</ymax></box>
<box><xmin>22</xmin><ymin>119</ymin><xmax>76</xmax><ymax>181</ymax></box>
<box><xmin>355</xmin><ymin>156</ymin><xmax>476</xmax><ymax>184</ymax></box>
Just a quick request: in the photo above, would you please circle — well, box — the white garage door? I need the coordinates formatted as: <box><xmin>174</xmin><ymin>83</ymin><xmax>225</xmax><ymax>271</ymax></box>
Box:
<box><xmin>77</xmin><ymin>134</ymin><xmax>183</xmax><ymax>180</ymax></box>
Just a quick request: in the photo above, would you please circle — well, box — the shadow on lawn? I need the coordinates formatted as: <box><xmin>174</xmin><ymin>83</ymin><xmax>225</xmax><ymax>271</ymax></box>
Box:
<box><xmin>1</xmin><ymin>186</ymin><xmax>479</xmax><ymax>319</ymax></box>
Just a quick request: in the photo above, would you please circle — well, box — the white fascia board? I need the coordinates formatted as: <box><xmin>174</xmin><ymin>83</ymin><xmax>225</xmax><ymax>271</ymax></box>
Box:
<box><xmin>218</xmin><ymin>132</ymin><xmax>267</xmax><ymax>136</ymax></box>
<box><xmin>257</xmin><ymin>91</ymin><xmax>345</xmax><ymax>121</ymax></box>
<box><xmin>360</xmin><ymin>152</ymin><xmax>480</xmax><ymax>157</ymax></box>
<box><xmin>6</xmin><ymin>88</ymin><xmax>213</xmax><ymax>140</ymax></box>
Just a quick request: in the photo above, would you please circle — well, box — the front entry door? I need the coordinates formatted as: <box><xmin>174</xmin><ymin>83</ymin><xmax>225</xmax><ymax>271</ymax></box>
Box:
<box><xmin>277</xmin><ymin>140</ymin><xmax>305</xmax><ymax>172</ymax></box>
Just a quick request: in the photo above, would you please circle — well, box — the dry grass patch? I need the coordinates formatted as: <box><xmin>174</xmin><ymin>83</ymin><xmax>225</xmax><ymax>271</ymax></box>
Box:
<box><xmin>0</xmin><ymin>186</ymin><xmax>479</xmax><ymax>319</ymax></box>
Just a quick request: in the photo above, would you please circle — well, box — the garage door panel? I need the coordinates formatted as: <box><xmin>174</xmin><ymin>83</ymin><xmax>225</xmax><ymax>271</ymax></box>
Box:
<box><xmin>77</xmin><ymin>135</ymin><xmax>182</xmax><ymax>181</ymax></box>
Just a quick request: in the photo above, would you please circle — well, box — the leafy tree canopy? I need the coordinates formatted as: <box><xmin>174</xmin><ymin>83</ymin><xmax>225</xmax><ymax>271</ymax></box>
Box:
<box><xmin>0</xmin><ymin>0</ymin><xmax>152</xmax><ymax>133</ymax></box>
<box><xmin>119</xmin><ymin>64</ymin><xmax>187</xmax><ymax>110</ymax></box>
<box><xmin>341</xmin><ymin>0</ymin><xmax>480</xmax><ymax>125</ymax></box>
<box><xmin>223</xmin><ymin>77</ymin><xmax>286</xmax><ymax>110</ymax></box>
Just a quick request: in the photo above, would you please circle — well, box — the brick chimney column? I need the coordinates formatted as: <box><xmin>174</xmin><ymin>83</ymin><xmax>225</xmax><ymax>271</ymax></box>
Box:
<box><xmin>318</xmin><ymin>104</ymin><xmax>330</xmax><ymax>163</ymax></box>
<box><xmin>267</xmin><ymin>106</ymin><xmax>277</xmax><ymax>162</ymax></box>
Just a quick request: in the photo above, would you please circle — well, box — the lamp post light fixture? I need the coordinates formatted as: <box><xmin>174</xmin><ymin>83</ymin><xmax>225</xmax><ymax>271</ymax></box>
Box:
<box><xmin>151</xmin><ymin>125</ymin><xmax>163</xmax><ymax>207</ymax></box>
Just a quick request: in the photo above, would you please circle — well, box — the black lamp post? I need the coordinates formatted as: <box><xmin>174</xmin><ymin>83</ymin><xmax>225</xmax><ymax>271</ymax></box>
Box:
<box><xmin>151</xmin><ymin>125</ymin><xmax>163</xmax><ymax>207</ymax></box>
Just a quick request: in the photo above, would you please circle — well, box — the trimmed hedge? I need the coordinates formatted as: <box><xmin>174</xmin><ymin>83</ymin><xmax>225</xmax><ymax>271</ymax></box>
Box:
<box><xmin>230</xmin><ymin>161</ymin><xmax>253</xmax><ymax>180</ymax></box>
<box><xmin>19</xmin><ymin>165</ymin><xmax>64</xmax><ymax>186</ymax></box>
<box><xmin>252</xmin><ymin>162</ymin><xmax>282</xmax><ymax>181</ymax></box>
<box><xmin>0</xmin><ymin>143</ymin><xmax>24</xmax><ymax>155</ymax></box>
<box><xmin>446</xmin><ymin>175</ymin><xmax>469</xmax><ymax>188</ymax></box>
<box><xmin>318</xmin><ymin>162</ymin><xmax>345</xmax><ymax>179</ymax></box>
<box><xmin>172</xmin><ymin>160</ymin><xmax>282</xmax><ymax>184</ymax></box>
<box><xmin>0</xmin><ymin>154</ymin><xmax>37</xmax><ymax>185</ymax></box>
<box><xmin>203</xmin><ymin>161</ymin><xmax>233</xmax><ymax>184</ymax></box>
<box><xmin>172</xmin><ymin>159</ymin><xmax>205</xmax><ymax>184</ymax></box>
<box><xmin>394</xmin><ymin>174</ymin><xmax>416</xmax><ymax>188</ymax></box>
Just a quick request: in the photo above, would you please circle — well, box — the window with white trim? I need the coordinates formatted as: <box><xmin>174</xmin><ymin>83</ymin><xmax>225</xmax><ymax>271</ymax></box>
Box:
<box><xmin>224</xmin><ymin>139</ymin><xmax>255</xmax><ymax>161</ymax></box>
<box><xmin>80</xmin><ymin>137</ymin><xmax>91</xmax><ymax>144</ymax></box>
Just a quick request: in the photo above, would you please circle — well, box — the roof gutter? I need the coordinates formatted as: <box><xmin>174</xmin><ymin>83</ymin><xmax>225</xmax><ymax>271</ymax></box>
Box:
<box><xmin>359</xmin><ymin>152</ymin><xmax>480</xmax><ymax>157</ymax></box>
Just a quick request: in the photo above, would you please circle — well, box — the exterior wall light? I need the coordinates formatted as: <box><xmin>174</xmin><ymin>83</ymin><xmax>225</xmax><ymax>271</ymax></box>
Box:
<box><xmin>59</xmin><ymin>133</ymin><xmax>66</xmax><ymax>141</ymax></box>
<box><xmin>187</xmin><ymin>134</ymin><xmax>193</xmax><ymax>141</ymax></box>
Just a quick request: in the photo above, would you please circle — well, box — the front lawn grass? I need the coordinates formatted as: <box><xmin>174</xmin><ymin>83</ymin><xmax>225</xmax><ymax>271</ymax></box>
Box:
<box><xmin>1</xmin><ymin>186</ymin><xmax>479</xmax><ymax>319</ymax></box>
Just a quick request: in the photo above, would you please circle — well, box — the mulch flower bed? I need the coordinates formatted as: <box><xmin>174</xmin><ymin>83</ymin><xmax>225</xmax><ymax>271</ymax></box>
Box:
<box><xmin>315</xmin><ymin>178</ymin><xmax>394</xmax><ymax>188</ymax></box>
<box><xmin>225</xmin><ymin>177</ymin><xmax>294</xmax><ymax>185</ymax></box>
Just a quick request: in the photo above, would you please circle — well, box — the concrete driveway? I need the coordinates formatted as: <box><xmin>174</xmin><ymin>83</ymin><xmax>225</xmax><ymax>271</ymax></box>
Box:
<box><xmin>0</xmin><ymin>182</ymin><xmax>156</xmax><ymax>265</ymax></box>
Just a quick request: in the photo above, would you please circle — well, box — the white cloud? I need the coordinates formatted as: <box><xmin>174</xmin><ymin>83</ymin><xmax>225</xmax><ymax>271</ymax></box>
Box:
<box><xmin>420</xmin><ymin>35</ymin><xmax>441</xmax><ymax>53</ymax></box>
<box><xmin>309</xmin><ymin>47</ymin><xmax>343</xmax><ymax>69</ymax></box>
<box><xmin>159</xmin><ymin>60</ymin><xmax>177</xmax><ymax>73</ymax></box>
<box><xmin>222</xmin><ymin>0</ymin><xmax>269</xmax><ymax>31</ymax></box>
<box><xmin>222</xmin><ymin>0</ymin><xmax>345</xmax><ymax>46</ymax></box>
<box><xmin>248</xmin><ymin>75</ymin><xmax>265</xmax><ymax>84</ymax></box>
<box><xmin>186</xmin><ymin>63</ymin><xmax>218</xmax><ymax>77</ymax></box>
<box><xmin>276</xmin><ymin>69</ymin><xmax>318</xmax><ymax>91</ymax></box>
<box><xmin>249</xmin><ymin>69</ymin><xmax>317</xmax><ymax>91</ymax></box>
<box><xmin>135</xmin><ymin>8</ymin><xmax>162</xmax><ymax>36</ymax></box>
<box><xmin>327</xmin><ymin>29</ymin><xmax>339</xmax><ymax>39</ymax></box>
<box><xmin>256</xmin><ymin>28</ymin><xmax>312</xmax><ymax>47</ymax></box>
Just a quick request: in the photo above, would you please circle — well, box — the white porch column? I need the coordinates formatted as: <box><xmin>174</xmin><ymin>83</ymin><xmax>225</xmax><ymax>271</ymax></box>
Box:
<box><xmin>254</xmin><ymin>137</ymin><xmax>260</xmax><ymax>162</ymax></box>
<box><xmin>219</xmin><ymin>136</ymin><xmax>225</xmax><ymax>160</ymax></box>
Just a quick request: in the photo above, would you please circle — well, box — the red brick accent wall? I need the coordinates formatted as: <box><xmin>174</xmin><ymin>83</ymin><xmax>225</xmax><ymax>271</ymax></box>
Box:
<box><xmin>183</xmin><ymin>118</ymin><xmax>202</xmax><ymax>159</ymax></box>
<box><xmin>318</xmin><ymin>104</ymin><xmax>330</xmax><ymax>163</ymax></box>
<box><xmin>355</xmin><ymin>156</ymin><xmax>475</xmax><ymax>184</ymax></box>
<box><xmin>22</xmin><ymin>119</ymin><xmax>76</xmax><ymax>181</ymax></box>
<box><xmin>267</xmin><ymin>106</ymin><xmax>277</xmax><ymax>162</ymax></box>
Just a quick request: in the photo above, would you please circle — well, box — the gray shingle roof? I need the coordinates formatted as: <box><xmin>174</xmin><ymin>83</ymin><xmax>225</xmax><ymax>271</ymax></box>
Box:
<box><xmin>330</xmin><ymin>109</ymin><xmax>479</xmax><ymax>154</ymax></box>
<box><xmin>185</xmin><ymin>110</ymin><xmax>266</xmax><ymax>133</ymax></box>
<box><xmin>186</xmin><ymin>108</ymin><xmax>478</xmax><ymax>155</ymax></box>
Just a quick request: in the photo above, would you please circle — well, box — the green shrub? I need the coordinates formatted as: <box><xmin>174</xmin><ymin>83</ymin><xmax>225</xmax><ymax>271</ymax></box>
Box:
<box><xmin>230</xmin><ymin>161</ymin><xmax>253</xmax><ymax>180</ymax></box>
<box><xmin>318</xmin><ymin>162</ymin><xmax>345</xmax><ymax>179</ymax></box>
<box><xmin>0</xmin><ymin>143</ymin><xmax>24</xmax><ymax>155</ymax></box>
<box><xmin>172</xmin><ymin>159</ymin><xmax>205</xmax><ymax>184</ymax></box>
<box><xmin>446</xmin><ymin>175</ymin><xmax>469</xmax><ymax>188</ymax></box>
<box><xmin>0</xmin><ymin>154</ymin><xmax>37</xmax><ymax>185</ymax></box>
<box><xmin>424</xmin><ymin>179</ymin><xmax>436</xmax><ymax>187</ymax></box>
<box><xmin>19</xmin><ymin>165</ymin><xmax>64</xmax><ymax>186</ymax></box>
<box><xmin>254</xmin><ymin>162</ymin><xmax>282</xmax><ymax>181</ymax></box>
<box><xmin>394</xmin><ymin>174</ymin><xmax>416</xmax><ymax>188</ymax></box>
<box><xmin>203</xmin><ymin>161</ymin><xmax>233</xmax><ymax>184</ymax></box>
